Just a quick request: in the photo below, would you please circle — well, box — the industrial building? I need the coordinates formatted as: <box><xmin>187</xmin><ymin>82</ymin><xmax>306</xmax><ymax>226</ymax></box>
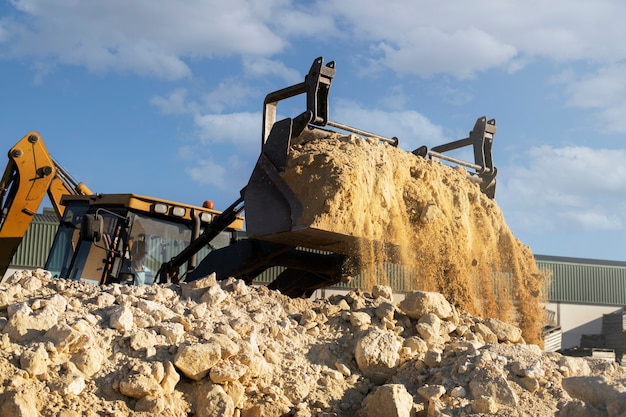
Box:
<box><xmin>6</xmin><ymin>210</ymin><xmax>626</xmax><ymax>355</ymax></box>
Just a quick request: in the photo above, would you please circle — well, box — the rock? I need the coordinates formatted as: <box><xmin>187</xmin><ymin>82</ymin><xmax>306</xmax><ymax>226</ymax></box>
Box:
<box><xmin>160</xmin><ymin>361</ymin><xmax>180</xmax><ymax>394</ymax></box>
<box><xmin>423</xmin><ymin>350</ymin><xmax>442</xmax><ymax>368</ymax></box>
<box><xmin>180</xmin><ymin>274</ymin><xmax>218</xmax><ymax>300</ymax></box>
<box><xmin>242</xmin><ymin>401</ymin><xmax>291</xmax><ymax>417</ymax></box>
<box><xmin>44</xmin><ymin>323</ymin><xmax>81</xmax><ymax>352</ymax></box>
<box><xmin>159</xmin><ymin>322</ymin><xmax>185</xmax><ymax>344</ymax></box>
<box><xmin>349</xmin><ymin>311</ymin><xmax>372</xmax><ymax>328</ymax></box>
<box><xmin>19</xmin><ymin>344</ymin><xmax>48</xmax><ymax>377</ymax></box>
<box><xmin>129</xmin><ymin>329</ymin><xmax>158</xmax><ymax>351</ymax></box>
<box><xmin>72</xmin><ymin>347</ymin><xmax>105</xmax><ymax>377</ymax></box>
<box><xmin>468</xmin><ymin>369</ymin><xmax>518</xmax><ymax>407</ymax></box>
<box><xmin>201</xmin><ymin>284</ymin><xmax>227</xmax><ymax>306</ymax></box>
<box><xmin>404</xmin><ymin>336</ymin><xmax>428</xmax><ymax>355</ymax></box>
<box><xmin>195</xmin><ymin>383</ymin><xmax>234</xmax><ymax>417</ymax></box>
<box><xmin>417</xmin><ymin>384</ymin><xmax>446</xmax><ymax>401</ymax></box>
<box><xmin>49</xmin><ymin>374</ymin><xmax>87</xmax><ymax>396</ymax></box>
<box><xmin>473</xmin><ymin>322</ymin><xmax>498</xmax><ymax>344</ymax></box>
<box><xmin>119</xmin><ymin>373</ymin><xmax>162</xmax><ymax>399</ymax></box>
<box><xmin>96</xmin><ymin>293</ymin><xmax>116</xmax><ymax>308</ymax></box>
<box><xmin>135</xmin><ymin>395</ymin><xmax>167</xmax><ymax>413</ymax></box>
<box><xmin>559</xmin><ymin>356</ymin><xmax>591</xmax><ymax>377</ymax></box>
<box><xmin>562</xmin><ymin>376</ymin><xmax>626</xmax><ymax>407</ymax></box>
<box><xmin>3</xmin><ymin>267</ymin><xmax>626</xmax><ymax>417</ymax></box>
<box><xmin>483</xmin><ymin>318</ymin><xmax>523</xmax><ymax>343</ymax></box>
<box><xmin>334</xmin><ymin>360</ymin><xmax>351</xmax><ymax>377</ymax></box>
<box><xmin>471</xmin><ymin>396</ymin><xmax>499</xmax><ymax>414</ymax></box>
<box><xmin>0</xmin><ymin>390</ymin><xmax>39</xmax><ymax>416</ymax></box>
<box><xmin>21</xmin><ymin>275</ymin><xmax>43</xmax><ymax>292</ymax></box>
<box><xmin>416</xmin><ymin>316</ymin><xmax>442</xmax><ymax>344</ymax></box>
<box><xmin>355</xmin><ymin>327</ymin><xmax>401</xmax><ymax>384</ymax></box>
<box><xmin>519</xmin><ymin>375</ymin><xmax>540</xmax><ymax>393</ymax></box>
<box><xmin>173</xmin><ymin>343</ymin><xmax>221</xmax><ymax>381</ymax></box>
<box><xmin>398</xmin><ymin>291</ymin><xmax>453</xmax><ymax>320</ymax></box>
<box><xmin>205</xmin><ymin>334</ymin><xmax>240</xmax><ymax>359</ymax></box>
<box><xmin>372</xmin><ymin>285</ymin><xmax>393</xmax><ymax>300</ymax></box>
<box><xmin>556</xmin><ymin>400</ymin><xmax>605</xmax><ymax>417</ymax></box>
<box><xmin>108</xmin><ymin>304</ymin><xmax>134</xmax><ymax>331</ymax></box>
<box><xmin>135</xmin><ymin>299</ymin><xmax>175</xmax><ymax>320</ymax></box>
<box><xmin>358</xmin><ymin>384</ymin><xmax>415</xmax><ymax>417</ymax></box>
<box><xmin>375</xmin><ymin>302</ymin><xmax>395</xmax><ymax>321</ymax></box>
<box><xmin>224</xmin><ymin>380</ymin><xmax>245</xmax><ymax>408</ymax></box>
<box><xmin>3</xmin><ymin>303</ymin><xmax>59</xmax><ymax>342</ymax></box>
<box><xmin>209</xmin><ymin>360</ymin><xmax>248</xmax><ymax>384</ymax></box>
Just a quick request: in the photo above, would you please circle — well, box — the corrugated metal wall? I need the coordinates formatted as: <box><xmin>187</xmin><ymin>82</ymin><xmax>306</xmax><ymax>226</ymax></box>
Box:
<box><xmin>12</xmin><ymin>215</ymin><xmax>626</xmax><ymax>306</ymax></box>
<box><xmin>10</xmin><ymin>212</ymin><xmax>58</xmax><ymax>268</ymax></box>
<box><xmin>537</xmin><ymin>257</ymin><xmax>626</xmax><ymax>306</ymax></box>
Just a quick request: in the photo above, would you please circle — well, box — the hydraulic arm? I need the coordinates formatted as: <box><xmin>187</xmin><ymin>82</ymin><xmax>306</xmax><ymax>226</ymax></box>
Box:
<box><xmin>0</xmin><ymin>132</ymin><xmax>92</xmax><ymax>277</ymax></box>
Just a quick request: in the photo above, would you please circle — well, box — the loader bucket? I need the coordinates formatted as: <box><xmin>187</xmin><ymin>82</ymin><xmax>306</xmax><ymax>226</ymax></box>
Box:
<box><xmin>244</xmin><ymin>56</ymin><xmax>497</xmax><ymax>260</ymax></box>
<box><xmin>244</xmin><ymin>119</ymin><xmax>394</xmax><ymax>258</ymax></box>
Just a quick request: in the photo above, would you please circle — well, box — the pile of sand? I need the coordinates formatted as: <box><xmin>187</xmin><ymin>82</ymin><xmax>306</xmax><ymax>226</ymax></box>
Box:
<box><xmin>282</xmin><ymin>132</ymin><xmax>544</xmax><ymax>344</ymax></box>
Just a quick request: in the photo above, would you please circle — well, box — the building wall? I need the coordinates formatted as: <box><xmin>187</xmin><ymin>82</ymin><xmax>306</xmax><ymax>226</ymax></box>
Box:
<box><xmin>546</xmin><ymin>302</ymin><xmax>623</xmax><ymax>349</ymax></box>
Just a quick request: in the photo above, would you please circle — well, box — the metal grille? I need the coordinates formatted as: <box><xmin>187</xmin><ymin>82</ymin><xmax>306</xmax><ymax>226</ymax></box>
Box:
<box><xmin>11</xmin><ymin>215</ymin><xmax>58</xmax><ymax>268</ymax></box>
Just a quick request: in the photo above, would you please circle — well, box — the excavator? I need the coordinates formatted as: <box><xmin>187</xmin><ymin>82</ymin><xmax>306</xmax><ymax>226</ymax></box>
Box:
<box><xmin>1</xmin><ymin>56</ymin><xmax>497</xmax><ymax>297</ymax></box>
<box><xmin>0</xmin><ymin>134</ymin><xmax>93</xmax><ymax>278</ymax></box>
<box><xmin>1</xmin><ymin>134</ymin><xmax>244</xmax><ymax>285</ymax></box>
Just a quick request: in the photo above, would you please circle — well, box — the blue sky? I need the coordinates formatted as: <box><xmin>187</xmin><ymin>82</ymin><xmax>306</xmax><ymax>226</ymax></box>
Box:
<box><xmin>2</xmin><ymin>0</ymin><xmax>626</xmax><ymax>261</ymax></box>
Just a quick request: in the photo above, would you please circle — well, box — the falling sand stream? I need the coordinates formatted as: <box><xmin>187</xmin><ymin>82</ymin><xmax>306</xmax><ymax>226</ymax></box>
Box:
<box><xmin>282</xmin><ymin>131</ymin><xmax>546</xmax><ymax>345</ymax></box>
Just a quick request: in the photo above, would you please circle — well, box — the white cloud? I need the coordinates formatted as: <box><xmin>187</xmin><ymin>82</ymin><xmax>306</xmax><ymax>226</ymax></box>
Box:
<box><xmin>4</xmin><ymin>0</ymin><xmax>626</xmax><ymax>95</ymax></box>
<box><xmin>333</xmin><ymin>99</ymin><xmax>447</xmax><ymax>151</ymax></box>
<box><xmin>150</xmin><ymin>88</ymin><xmax>191</xmax><ymax>115</ymax></box>
<box><xmin>373</xmin><ymin>27</ymin><xmax>517</xmax><ymax>79</ymax></box>
<box><xmin>200</xmin><ymin>80</ymin><xmax>258</xmax><ymax>113</ymax></box>
<box><xmin>242</xmin><ymin>57</ymin><xmax>301</xmax><ymax>83</ymax></box>
<box><xmin>498</xmin><ymin>145</ymin><xmax>626</xmax><ymax>233</ymax></box>
<box><xmin>565</xmin><ymin>64</ymin><xmax>626</xmax><ymax>133</ymax></box>
<box><xmin>193</xmin><ymin>112</ymin><xmax>260</xmax><ymax>149</ymax></box>
<box><xmin>320</xmin><ymin>0</ymin><xmax>626</xmax><ymax>75</ymax></box>
<box><xmin>185</xmin><ymin>157</ymin><xmax>228</xmax><ymax>187</ymax></box>
<box><xmin>183</xmin><ymin>149</ymin><xmax>254</xmax><ymax>192</ymax></box>
<box><xmin>2</xmin><ymin>0</ymin><xmax>289</xmax><ymax>79</ymax></box>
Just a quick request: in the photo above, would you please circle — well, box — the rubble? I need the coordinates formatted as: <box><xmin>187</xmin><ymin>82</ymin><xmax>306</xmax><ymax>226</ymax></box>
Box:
<box><xmin>1</xmin><ymin>268</ymin><xmax>625</xmax><ymax>416</ymax></box>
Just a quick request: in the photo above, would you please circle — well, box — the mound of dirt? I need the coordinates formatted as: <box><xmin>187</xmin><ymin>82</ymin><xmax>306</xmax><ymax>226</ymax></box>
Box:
<box><xmin>283</xmin><ymin>132</ymin><xmax>544</xmax><ymax>344</ymax></box>
<box><xmin>1</xmin><ymin>269</ymin><xmax>625</xmax><ymax>417</ymax></box>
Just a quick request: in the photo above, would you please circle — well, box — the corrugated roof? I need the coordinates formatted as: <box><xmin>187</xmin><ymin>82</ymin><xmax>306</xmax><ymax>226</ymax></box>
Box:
<box><xmin>535</xmin><ymin>254</ymin><xmax>626</xmax><ymax>268</ymax></box>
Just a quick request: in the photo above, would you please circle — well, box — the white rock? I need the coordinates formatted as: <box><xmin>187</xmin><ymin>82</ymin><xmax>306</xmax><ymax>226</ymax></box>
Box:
<box><xmin>359</xmin><ymin>384</ymin><xmax>414</xmax><ymax>417</ymax></box>
<box><xmin>108</xmin><ymin>304</ymin><xmax>134</xmax><ymax>331</ymax></box>
<box><xmin>372</xmin><ymin>285</ymin><xmax>393</xmax><ymax>300</ymax></box>
<box><xmin>483</xmin><ymin>318</ymin><xmax>523</xmax><ymax>343</ymax></box>
<box><xmin>19</xmin><ymin>343</ymin><xmax>48</xmax><ymax>377</ymax></box>
<box><xmin>562</xmin><ymin>376</ymin><xmax>626</xmax><ymax>406</ymax></box>
<box><xmin>398</xmin><ymin>291</ymin><xmax>453</xmax><ymax>320</ymax></box>
<box><xmin>174</xmin><ymin>343</ymin><xmax>221</xmax><ymax>381</ymax></box>
<box><xmin>159</xmin><ymin>322</ymin><xmax>185</xmax><ymax>344</ymax></box>
<box><xmin>355</xmin><ymin>327</ymin><xmax>401</xmax><ymax>384</ymax></box>
<box><xmin>196</xmin><ymin>383</ymin><xmax>234</xmax><ymax>417</ymax></box>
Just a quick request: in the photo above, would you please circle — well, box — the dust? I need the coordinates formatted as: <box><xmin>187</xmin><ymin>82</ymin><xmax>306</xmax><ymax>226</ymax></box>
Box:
<box><xmin>283</xmin><ymin>132</ymin><xmax>546</xmax><ymax>344</ymax></box>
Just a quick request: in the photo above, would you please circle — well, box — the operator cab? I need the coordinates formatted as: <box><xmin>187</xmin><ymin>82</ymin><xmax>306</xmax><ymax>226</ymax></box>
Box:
<box><xmin>44</xmin><ymin>194</ymin><xmax>243</xmax><ymax>286</ymax></box>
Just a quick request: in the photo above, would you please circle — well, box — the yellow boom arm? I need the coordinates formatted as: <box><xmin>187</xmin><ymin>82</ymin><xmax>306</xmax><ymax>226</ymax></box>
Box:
<box><xmin>0</xmin><ymin>132</ymin><xmax>92</xmax><ymax>276</ymax></box>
